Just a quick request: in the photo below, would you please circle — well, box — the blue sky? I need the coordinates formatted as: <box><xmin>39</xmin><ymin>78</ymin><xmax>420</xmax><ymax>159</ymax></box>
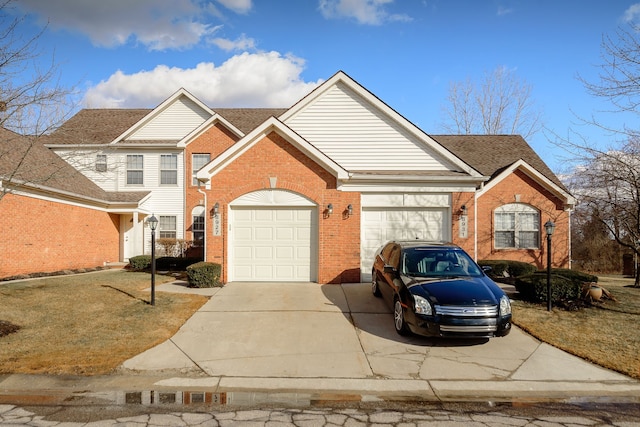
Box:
<box><xmin>10</xmin><ymin>0</ymin><xmax>640</xmax><ymax>173</ymax></box>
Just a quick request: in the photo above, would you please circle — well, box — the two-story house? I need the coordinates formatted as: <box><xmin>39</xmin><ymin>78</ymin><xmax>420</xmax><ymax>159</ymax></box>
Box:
<box><xmin>1</xmin><ymin>71</ymin><xmax>574</xmax><ymax>283</ymax></box>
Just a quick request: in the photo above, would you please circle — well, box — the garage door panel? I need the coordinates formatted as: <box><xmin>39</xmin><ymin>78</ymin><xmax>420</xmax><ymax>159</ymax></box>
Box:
<box><xmin>232</xmin><ymin>207</ymin><xmax>317</xmax><ymax>282</ymax></box>
<box><xmin>361</xmin><ymin>208</ymin><xmax>448</xmax><ymax>281</ymax></box>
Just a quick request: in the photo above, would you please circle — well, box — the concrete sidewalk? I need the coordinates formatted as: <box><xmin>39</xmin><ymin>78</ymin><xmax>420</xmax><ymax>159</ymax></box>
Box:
<box><xmin>1</xmin><ymin>281</ymin><xmax>639</xmax><ymax>405</ymax></box>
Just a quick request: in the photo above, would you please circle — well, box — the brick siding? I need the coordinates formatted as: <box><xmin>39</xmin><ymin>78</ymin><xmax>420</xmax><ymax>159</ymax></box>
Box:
<box><xmin>0</xmin><ymin>193</ymin><xmax>120</xmax><ymax>279</ymax></box>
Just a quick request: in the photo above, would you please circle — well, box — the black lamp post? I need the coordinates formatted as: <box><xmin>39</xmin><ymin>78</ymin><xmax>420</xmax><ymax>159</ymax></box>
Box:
<box><xmin>544</xmin><ymin>220</ymin><xmax>556</xmax><ymax>311</ymax></box>
<box><xmin>147</xmin><ymin>214</ymin><xmax>158</xmax><ymax>306</ymax></box>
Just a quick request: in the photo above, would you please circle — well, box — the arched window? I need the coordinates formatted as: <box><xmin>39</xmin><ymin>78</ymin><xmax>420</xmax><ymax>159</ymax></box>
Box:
<box><xmin>494</xmin><ymin>204</ymin><xmax>540</xmax><ymax>249</ymax></box>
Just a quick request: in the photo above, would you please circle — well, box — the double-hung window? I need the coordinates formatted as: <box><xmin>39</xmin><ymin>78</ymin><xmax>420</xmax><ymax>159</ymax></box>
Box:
<box><xmin>192</xmin><ymin>154</ymin><xmax>210</xmax><ymax>185</ymax></box>
<box><xmin>126</xmin><ymin>155</ymin><xmax>143</xmax><ymax>185</ymax></box>
<box><xmin>494</xmin><ymin>204</ymin><xmax>540</xmax><ymax>249</ymax></box>
<box><xmin>159</xmin><ymin>216</ymin><xmax>177</xmax><ymax>239</ymax></box>
<box><xmin>95</xmin><ymin>154</ymin><xmax>107</xmax><ymax>172</ymax></box>
<box><xmin>160</xmin><ymin>154</ymin><xmax>178</xmax><ymax>185</ymax></box>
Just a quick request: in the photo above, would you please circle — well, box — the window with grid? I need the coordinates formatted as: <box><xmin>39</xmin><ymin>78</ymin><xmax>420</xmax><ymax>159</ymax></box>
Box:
<box><xmin>95</xmin><ymin>154</ymin><xmax>107</xmax><ymax>172</ymax></box>
<box><xmin>192</xmin><ymin>154</ymin><xmax>211</xmax><ymax>185</ymax></box>
<box><xmin>160</xmin><ymin>154</ymin><xmax>178</xmax><ymax>185</ymax></box>
<box><xmin>126</xmin><ymin>155</ymin><xmax>143</xmax><ymax>185</ymax></box>
<box><xmin>193</xmin><ymin>215</ymin><xmax>204</xmax><ymax>244</ymax></box>
<box><xmin>159</xmin><ymin>216</ymin><xmax>177</xmax><ymax>239</ymax></box>
<box><xmin>494</xmin><ymin>204</ymin><xmax>540</xmax><ymax>249</ymax></box>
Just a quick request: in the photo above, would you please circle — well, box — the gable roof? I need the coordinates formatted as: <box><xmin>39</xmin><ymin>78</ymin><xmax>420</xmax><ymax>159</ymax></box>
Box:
<box><xmin>44</xmin><ymin>109</ymin><xmax>151</xmax><ymax>146</ymax></box>
<box><xmin>431</xmin><ymin>134</ymin><xmax>568</xmax><ymax>192</ymax></box>
<box><xmin>197</xmin><ymin>116</ymin><xmax>349</xmax><ymax>182</ymax></box>
<box><xmin>1</xmin><ymin>128</ymin><xmax>148</xmax><ymax>206</ymax></box>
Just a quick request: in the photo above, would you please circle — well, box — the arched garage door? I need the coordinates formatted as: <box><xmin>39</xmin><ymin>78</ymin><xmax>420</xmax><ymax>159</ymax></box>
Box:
<box><xmin>230</xmin><ymin>190</ymin><xmax>318</xmax><ymax>282</ymax></box>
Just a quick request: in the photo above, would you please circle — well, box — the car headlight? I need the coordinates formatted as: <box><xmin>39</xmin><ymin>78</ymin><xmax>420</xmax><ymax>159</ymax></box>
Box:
<box><xmin>414</xmin><ymin>295</ymin><xmax>433</xmax><ymax>315</ymax></box>
<box><xmin>500</xmin><ymin>295</ymin><xmax>512</xmax><ymax>316</ymax></box>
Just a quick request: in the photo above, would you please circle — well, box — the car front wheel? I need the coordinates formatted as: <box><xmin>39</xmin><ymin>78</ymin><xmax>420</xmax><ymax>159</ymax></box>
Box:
<box><xmin>394</xmin><ymin>298</ymin><xmax>410</xmax><ymax>336</ymax></box>
<box><xmin>371</xmin><ymin>270</ymin><xmax>381</xmax><ymax>297</ymax></box>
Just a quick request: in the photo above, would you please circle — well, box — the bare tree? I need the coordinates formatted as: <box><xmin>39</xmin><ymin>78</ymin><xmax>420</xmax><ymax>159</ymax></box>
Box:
<box><xmin>440</xmin><ymin>66</ymin><xmax>543</xmax><ymax>140</ymax></box>
<box><xmin>0</xmin><ymin>0</ymin><xmax>77</xmax><ymax>202</ymax></box>
<box><xmin>565</xmin><ymin>139</ymin><xmax>640</xmax><ymax>286</ymax></box>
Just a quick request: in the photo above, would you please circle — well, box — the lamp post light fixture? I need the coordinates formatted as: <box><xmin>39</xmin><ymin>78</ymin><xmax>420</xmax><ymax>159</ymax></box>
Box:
<box><xmin>147</xmin><ymin>214</ymin><xmax>159</xmax><ymax>306</ymax></box>
<box><xmin>544</xmin><ymin>220</ymin><xmax>556</xmax><ymax>312</ymax></box>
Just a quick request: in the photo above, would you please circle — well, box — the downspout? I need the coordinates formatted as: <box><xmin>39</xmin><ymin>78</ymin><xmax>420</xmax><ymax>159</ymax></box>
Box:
<box><xmin>197</xmin><ymin>180</ymin><xmax>208</xmax><ymax>261</ymax></box>
<box><xmin>474</xmin><ymin>183</ymin><xmax>482</xmax><ymax>261</ymax></box>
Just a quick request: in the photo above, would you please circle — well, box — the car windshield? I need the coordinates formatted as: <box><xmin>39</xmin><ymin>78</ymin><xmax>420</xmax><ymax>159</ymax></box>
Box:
<box><xmin>401</xmin><ymin>247</ymin><xmax>483</xmax><ymax>278</ymax></box>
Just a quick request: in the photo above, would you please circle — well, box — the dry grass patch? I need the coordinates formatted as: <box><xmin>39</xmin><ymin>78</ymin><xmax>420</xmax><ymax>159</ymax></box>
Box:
<box><xmin>511</xmin><ymin>275</ymin><xmax>640</xmax><ymax>380</ymax></box>
<box><xmin>0</xmin><ymin>270</ymin><xmax>208</xmax><ymax>375</ymax></box>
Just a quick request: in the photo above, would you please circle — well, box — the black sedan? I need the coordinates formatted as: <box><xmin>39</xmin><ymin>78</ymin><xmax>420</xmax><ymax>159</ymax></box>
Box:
<box><xmin>371</xmin><ymin>241</ymin><xmax>511</xmax><ymax>338</ymax></box>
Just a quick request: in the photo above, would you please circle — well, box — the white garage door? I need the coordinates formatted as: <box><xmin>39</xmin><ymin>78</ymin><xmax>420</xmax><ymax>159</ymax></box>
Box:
<box><xmin>361</xmin><ymin>208</ymin><xmax>448</xmax><ymax>280</ymax></box>
<box><xmin>231</xmin><ymin>207</ymin><xmax>317</xmax><ymax>282</ymax></box>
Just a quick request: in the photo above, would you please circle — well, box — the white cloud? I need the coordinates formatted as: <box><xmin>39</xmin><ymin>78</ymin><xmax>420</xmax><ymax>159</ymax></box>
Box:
<box><xmin>216</xmin><ymin>0</ymin><xmax>253</xmax><ymax>14</ymax></box>
<box><xmin>210</xmin><ymin>34</ymin><xmax>256</xmax><ymax>51</ymax></box>
<box><xmin>318</xmin><ymin>0</ymin><xmax>411</xmax><ymax>25</ymax></box>
<box><xmin>623</xmin><ymin>3</ymin><xmax>640</xmax><ymax>23</ymax></box>
<box><xmin>82</xmin><ymin>51</ymin><xmax>322</xmax><ymax>108</ymax></box>
<box><xmin>15</xmin><ymin>0</ymin><xmax>251</xmax><ymax>50</ymax></box>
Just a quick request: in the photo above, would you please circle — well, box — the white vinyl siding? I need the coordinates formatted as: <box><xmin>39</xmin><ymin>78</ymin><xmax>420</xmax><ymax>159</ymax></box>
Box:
<box><xmin>284</xmin><ymin>82</ymin><xmax>454</xmax><ymax>172</ymax></box>
<box><xmin>129</xmin><ymin>97</ymin><xmax>210</xmax><ymax>140</ymax></box>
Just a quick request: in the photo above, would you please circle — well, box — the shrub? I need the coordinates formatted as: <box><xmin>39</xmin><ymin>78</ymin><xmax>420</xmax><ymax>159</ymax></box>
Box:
<box><xmin>546</xmin><ymin>268</ymin><xmax>598</xmax><ymax>284</ymax></box>
<box><xmin>156</xmin><ymin>257</ymin><xmax>202</xmax><ymax>271</ymax></box>
<box><xmin>186</xmin><ymin>262</ymin><xmax>222</xmax><ymax>288</ymax></box>
<box><xmin>156</xmin><ymin>238</ymin><xmax>193</xmax><ymax>257</ymax></box>
<box><xmin>129</xmin><ymin>255</ymin><xmax>151</xmax><ymax>270</ymax></box>
<box><xmin>478</xmin><ymin>260</ymin><xmax>537</xmax><ymax>281</ymax></box>
<box><xmin>515</xmin><ymin>272</ymin><xmax>582</xmax><ymax>303</ymax></box>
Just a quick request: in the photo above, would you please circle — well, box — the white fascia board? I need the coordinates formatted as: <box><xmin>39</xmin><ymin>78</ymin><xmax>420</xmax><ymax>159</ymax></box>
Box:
<box><xmin>478</xmin><ymin>159</ymin><xmax>576</xmax><ymax>208</ymax></box>
<box><xmin>177</xmin><ymin>113</ymin><xmax>244</xmax><ymax>148</ymax></box>
<box><xmin>197</xmin><ymin>116</ymin><xmax>349</xmax><ymax>182</ymax></box>
<box><xmin>280</xmin><ymin>71</ymin><xmax>483</xmax><ymax>178</ymax></box>
<box><xmin>109</xmin><ymin>88</ymin><xmax>213</xmax><ymax>145</ymax></box>
<box><xmin>339</xmin><ymin>175</ymin><xmax>483</xmax><ymax>193</ymax></box>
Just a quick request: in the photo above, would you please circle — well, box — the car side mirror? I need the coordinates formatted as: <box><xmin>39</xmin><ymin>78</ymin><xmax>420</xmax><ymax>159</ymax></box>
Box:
<box><xmin>482</xmin><ymin>265</ymin><xmax>492</xmax><ymax>272</ymax></box>
<box><xmin>383</xmin><ymin>264</ymin><xmax>396</xmax><ymax>273</ymax></box>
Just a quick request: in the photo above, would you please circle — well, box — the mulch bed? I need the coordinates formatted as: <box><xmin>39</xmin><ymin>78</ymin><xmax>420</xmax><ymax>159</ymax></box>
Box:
<box><xmin>0</xmin><ymin>320</ymin><xmax>20</xmax><ymax>337</ymax></box>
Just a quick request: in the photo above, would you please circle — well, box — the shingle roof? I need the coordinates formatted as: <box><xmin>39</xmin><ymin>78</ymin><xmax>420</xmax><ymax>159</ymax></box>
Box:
<box><xmin>213</xmin><ymin>108</ymin><xmax>287</xmax><ymax>134</ymax></box>
<box><xmin>0</xmin><ymin>128</ymin><xmax>147</xmax><ymax>204</ymax></box>
<box><xmin>44</xmin><ymin>109</ymin><xmax>152</xmax><ymax>145</ymax></box>
<box><xmin>431</xmin><ymin>134</ymin><xmax>568</xmax><ymax>191</ymax></box>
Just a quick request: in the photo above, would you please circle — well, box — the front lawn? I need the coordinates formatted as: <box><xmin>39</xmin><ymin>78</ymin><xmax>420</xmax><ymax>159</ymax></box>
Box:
<box><xmin>511</xmin><ymin>275</ymin><xmax>640</xmax><ymax>380</ymax></box>
<box><xmin>0</xmin><ymin>270</ymin><xmax>208</xmax><ymax>375</ymax></box>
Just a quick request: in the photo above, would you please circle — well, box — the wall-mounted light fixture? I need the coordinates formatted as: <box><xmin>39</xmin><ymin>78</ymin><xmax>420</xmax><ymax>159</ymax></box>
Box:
<box><xmin>326</xmin><ymin>203</ymin><xmax>333</xmax><ymax>216</ymax></box>
<box><xmin>347</xmin><ymin>204</ymin><xmax>353</xmax><ymax>217</ymax></box>
<box><xmin>458</xmin><ymin>204</ymin><xmax>468</xmax><ymax>220</ymax></box>
<box><xmin>211</xmin><ymin>202</ymin><xmax>220</xmax><ymax>218</ymax></box>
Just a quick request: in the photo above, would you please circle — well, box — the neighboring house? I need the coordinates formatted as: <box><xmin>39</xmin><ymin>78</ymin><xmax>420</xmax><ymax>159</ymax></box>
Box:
<box><xmin>1</xmin><ymin>71</ymin><xmax>574</xmax><ymax>282</ymax></box>
<box><xmin>0</xmin><ymin>128</ymin><xmax>148</xmax><ymax>279</ymax></box>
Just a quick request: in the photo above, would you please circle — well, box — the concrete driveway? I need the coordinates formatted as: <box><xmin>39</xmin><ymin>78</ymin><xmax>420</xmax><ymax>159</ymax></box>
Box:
<box><xmin>121</xmin><ymin>281</ymin><xmax>639</xmax><ymax>402</ymax></box>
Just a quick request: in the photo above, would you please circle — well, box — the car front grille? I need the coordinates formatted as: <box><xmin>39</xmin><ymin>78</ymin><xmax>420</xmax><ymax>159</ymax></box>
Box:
<box><xmin>434</xmin><ymin>305</ymin><xmax>498</xmax><ymax>317</ymax></box>
<box><xmin>440</xmin><ymin>325</ymin><xmax>498</xmax><ymax>332</ymax></box>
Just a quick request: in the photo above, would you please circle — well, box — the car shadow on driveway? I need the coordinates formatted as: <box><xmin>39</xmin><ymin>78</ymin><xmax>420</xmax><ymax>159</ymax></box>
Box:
<box><xmin>336</xmin><ymin>282</ymin><xmax>490</xmax><ymax>347</ymax></box>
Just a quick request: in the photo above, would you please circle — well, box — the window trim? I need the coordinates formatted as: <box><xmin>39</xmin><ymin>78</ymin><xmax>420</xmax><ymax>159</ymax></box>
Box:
<box><xmin>494</xmin><ymin>203</ymin><xmax>540</xmax><ymax>250</ymax></box>
<box><xmin>126</xmin><ymin>154</ymin><xmax>144</xmax><ymax>186</ymax></box>
<box><xmin>160</xmin><ymin>154</ymin><xmax>178</xmax><ymax>186</ymax></box>
<box><xmin>192</xmin><ymin>153</ymin><xmax>211</xmax><ymax>186</ymax></box>
<box><xmin>159</xmin><ymin>216</ymin><xmax>177</xmax><ymax>239</ymax></box>
<box><xmin>95</xmin><ymin>154</ymin><xmax>107</xmax><ymax>172</ymax></box>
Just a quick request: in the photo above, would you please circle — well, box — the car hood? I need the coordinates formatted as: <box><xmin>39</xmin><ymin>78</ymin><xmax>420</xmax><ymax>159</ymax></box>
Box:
<box><xmin>408</xmin><ymin>276</ymin><xmax>502</xmax><ymax>306</ymax></box>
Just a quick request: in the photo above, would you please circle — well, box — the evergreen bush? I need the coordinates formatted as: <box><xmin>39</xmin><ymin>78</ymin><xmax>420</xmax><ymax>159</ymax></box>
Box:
<box><xmin>186</xmin><ymin>262</ymin><xmax>222</xmax><ymax>288</ymax></box>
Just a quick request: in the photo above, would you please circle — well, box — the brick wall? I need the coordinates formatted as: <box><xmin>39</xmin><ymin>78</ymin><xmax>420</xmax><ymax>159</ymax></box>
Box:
<box><xmin>476</xmin><ymin>170</ymin><xmax>570</xmax><ymax>268</ymax></box>
<box><xmin>201</xmin><ymin>131</ymin><xmax>360</xmax><ymax>284</ymax></box>
<box><xmin>0</xmin><ymin>193</ymin><xmax>120</xmax><ymax>279</ymax></box>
